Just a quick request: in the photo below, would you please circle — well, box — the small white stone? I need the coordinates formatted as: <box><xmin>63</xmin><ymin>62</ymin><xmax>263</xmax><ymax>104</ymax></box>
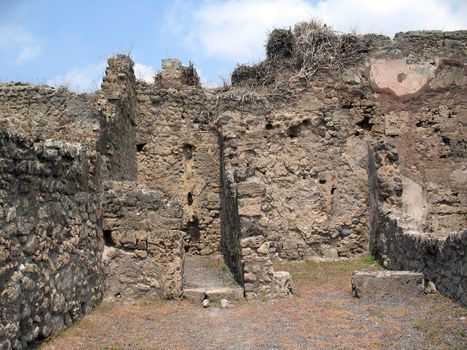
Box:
<box><xmin>424</xmin><ymin>281</ymin><xmax>437</xmax><ymax>294</ymax></box>
<box><xmin>202</xmin><ymin>298</ymin><xmax>210</xmax><ymax>308</ymax></box>
<box><xmin>220</xmin><ymin>298</ymin><xmax>230</xmax><ymax>308</ymax></box>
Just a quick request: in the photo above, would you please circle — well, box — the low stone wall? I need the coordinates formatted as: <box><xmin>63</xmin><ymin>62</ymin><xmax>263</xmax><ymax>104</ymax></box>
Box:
<box><xmin>101</xmin><ymin>181</ymin><xmax>184</xmax><ymax>300</ymax></box>
<box><xmin>369</xmin><ymin>142</ymin><xmax>467</xmax><ymax>306</ymax></box>
<box><xmin>241</xmin><ymin>236</ymin><xmax>293</xmax><ymax>299</ymax></box>
<box><xmin>373</xmin><ymin>211</ymin><xmax>466</xmax><ymax>306</ymax></box>
<box><xmin>0</xmin><ymin>129</ymin><xmax>104</xmax><ymax>350</ymax></box>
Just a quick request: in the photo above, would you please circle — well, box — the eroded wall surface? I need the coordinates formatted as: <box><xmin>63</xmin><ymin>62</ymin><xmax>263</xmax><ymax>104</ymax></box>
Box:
<box><xmin>217</xmin><ymin>88</ymin><xmax>371</xmax><ymax>261</ymax></box>
<box><xmin>0</xmin><ymin>129</ymin><xmax>104</xmax><ymax>349</ymax></box>
<box><xmin>102</xmin><ymin>181</ymin><xmax>184</xmax><ymax>299</ymax></box>
<box><xmin>217</xmin><ymin>30</ymin><xmax>466</xmax><ymax>265</ymax></box>
<box><xmin>97</xmin><ymin>55</ymin><xmax>137</xmax><ymax>181</ymax></box>
<box><xmin>0</xmin><ymin>29</ymin><xmax>466</xmax><ymax>347</ymax></box>
<box><xmin>0</xmin><ymin>83</ymin><xmax>99</xmax><ymax>146</ymax></box>
<box><xmin>369</xmin><ymin>143</ymin><xmax>466</xmax><ymax>306</ymax></box>
<box><xmin>135</xmin><ymin>71</ymin><xmax>221</xmax><ymax>255</ymax></box>
<box><xmin>368</xmin><ymin>34</ymin><xmax>467</xmax><ymax>235</ymax></box>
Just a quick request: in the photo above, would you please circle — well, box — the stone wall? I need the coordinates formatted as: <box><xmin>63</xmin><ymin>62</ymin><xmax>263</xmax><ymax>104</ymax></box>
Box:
<box><xmin>241</xmin><ymin>236</ymin><xmax>294</xmax><ymax>299</ymax></box>
<box><xmin>0</xmin><ymin>83</ymin><xmax>99</xmax><ymax>146</ymax></box>
<box><xmin>368</xmin><ymin>142</ymin><xmax>467</xmax><ymax>306</ymax></box>
<box><xmin>215</xmin><ymin>30</ymin><xmax>467</xmax><ymax>264</ymax></box>
<box><xmin>0</xmin><ymin>56</ymin><xmax>139</xmax><ymax>183</ymax></box>
<box><xmin>0</xmin><ymin>27</ymin><xmax>465</xmax><ymax>333</ymax></box>
<box><xmin>373</xmin><ymin>31</ymin><xmax>467</xmax><ymax>61</ymax></box>
<box><xmin>135</xmin><ymin>66</ymin><xmax>221</xmax><ymax>255</ymax></box>
<box><xmin>102</xmin><ymin>181</ymin><xmax>184</xmax><ymax>300</ymax></box>
<box><xmin>368</xmin><ymin>31</ymin><xmax>467</xmax><ymax>236</ymax></box>
<box><xmin>219</xmin><ymin>124</ymin><xmax>293</xmax><ymax>298</ymax></box>
<box><xmin>212</xmin><ymin>29</ymin><xmax>466</xmax><ymax>300</ymax></box>
<box><xmin>373</xmin><ymin>211</ymin><xmax>466</xmax><ymax>306</ymax></box>
<box><xmin>97</xmin><ymin>57</ymin><xmax>185</xmax><ymax>300</ymax></box>
<box><xmin>217</xmin><ymin>89</ymin><xmax>370</xmax><ymax>261</ymax></box>
<box><xmin>96</xmin><ymin>55</ymin><xmax>137</xmax><ymax>181</ymax></box>
<box><xmin>0</xmin><ymin>129</ymin><xmax>104</xmax><ymax>349</ymax></box>
<box><xmin>219</xmin><ymin>136</ymin><xmax>243</xmax><ymax>285</ymax></box>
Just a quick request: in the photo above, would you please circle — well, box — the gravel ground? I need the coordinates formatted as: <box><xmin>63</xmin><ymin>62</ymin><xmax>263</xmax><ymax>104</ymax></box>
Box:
<box><xmin>37</xmin><ymin>258</ymin><xmax>466</xmax><ymax>350</ymax></box>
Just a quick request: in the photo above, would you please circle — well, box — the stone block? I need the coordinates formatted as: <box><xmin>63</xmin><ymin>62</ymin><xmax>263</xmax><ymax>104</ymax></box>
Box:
<box><xmin>240</xmin><ymin>236</ymin><xmax>264</xmax><ymax>249</ymax></box>
<box><xmin>273</xmin><ymin>271</ymin><xmax>294</xmax><ymax>297</ymax></box>
<box><xmin>237</xmin><ymin>181</ymin><xmax>265</xmax><ymax>198</ymax></box>
<box><xmin>238</xmin><ymin>198</ymin><xmax>262</xmax><ymax>217</ymax></box>
<box><xmin>257</xmin><ymin>242</ymin><xmax>269</xmax><ymax>254</ymax></box>
<box><xmin>351</xmin><ymin>270</ymin><xmax>424</xmax><ymax>299</ymax></box>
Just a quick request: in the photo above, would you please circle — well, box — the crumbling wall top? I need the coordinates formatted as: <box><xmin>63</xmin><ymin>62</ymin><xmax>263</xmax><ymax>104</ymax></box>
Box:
<box><xmin>0</xmin><ymin>82</ymin><xmax>99</xmax><ymax>146</ymax></box>
<box><xmin>99</xmin><ymin>55</ymin><xmax>136</xmax><ymax>119</ymax></box>
<box><xmin>154</xmin><ymin>59</ymin><xmax>201</xmax><ymax>88</ymax></box>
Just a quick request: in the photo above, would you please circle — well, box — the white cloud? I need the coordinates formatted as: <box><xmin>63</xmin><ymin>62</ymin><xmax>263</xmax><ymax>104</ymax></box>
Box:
<box><xmin>0</xmin><ymin>24</ymin><xmax>42</xmax><ymax>63</ymax></box>
<box><xmin>191</xmin><ymin>0</ymin><xmax>314</xmax><ymax>62</ymax></box>
<box><xmin>187</xmin><ymin>0</ymin><xmax>467</xmax><ymax>63</ymax></box>
<box><xmin>16</xmin><ymin>44</ymin><xmax>41</xmax><ymax>63</ymax></box>
<box><xmin>48</xmin><ymin>62</ymin><xmax>106</xmax><ymax>92</ymax></box>
<box><xmin>134</xmin><ymin>63</ymin><xmax>155</xmax><ymax>83</ymax></box>
<box><xmin>163</xmin><ymin>0</ymin><xmax>196</xmax><ymax>35</ymax></box>
<box><xmin>313</xmin><ymin>0</ymin><xmax>467</xmax><ymax>35</ymax></box>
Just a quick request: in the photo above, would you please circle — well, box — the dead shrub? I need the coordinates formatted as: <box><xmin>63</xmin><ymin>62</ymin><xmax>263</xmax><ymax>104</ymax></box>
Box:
<box><xmin>266</xmin><ymin>28</ymin><xmax>295</xmax><ymax>60</ymax></box>
<box><xmin>231</xmin><ymin>19</ymin><xmax>374</xmax><ymax>87</ymax></box>
<box><xmin>231</xmin><ymin>62</ymin><xmax>276</xmax><ymax>87</ymax></box>
<box><xmin>231</xmin><ymin>64</ymin><xmax>260</xmax><ymax>85</ymax></box>
<box><xmin>293</xmin><ymin>19</ymin><xmax>373</xmax><ymax>81</ymax></box>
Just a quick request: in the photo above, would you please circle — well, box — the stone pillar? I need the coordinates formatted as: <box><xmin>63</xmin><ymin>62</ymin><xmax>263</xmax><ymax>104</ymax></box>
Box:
<box><xmin>97</xmin><ymin>55</ymin><xmax>137</xmax><ymax>181</ymax></box>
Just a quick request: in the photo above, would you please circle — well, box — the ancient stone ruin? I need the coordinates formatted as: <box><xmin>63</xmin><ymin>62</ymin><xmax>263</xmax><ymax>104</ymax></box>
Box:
<box><xmin>1</xmin><ymin>22</ymin><xmax>466</xmax><ymax>349</ymax></box>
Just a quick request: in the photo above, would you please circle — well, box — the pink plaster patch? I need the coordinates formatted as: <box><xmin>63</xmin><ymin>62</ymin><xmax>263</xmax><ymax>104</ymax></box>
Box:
<box><xmin>370</xmin><ymin>59</ymin><xmax>434</xmax><ymax>96</ymax></box>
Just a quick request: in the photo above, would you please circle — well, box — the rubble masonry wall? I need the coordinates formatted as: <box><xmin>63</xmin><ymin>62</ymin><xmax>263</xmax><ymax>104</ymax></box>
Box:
<box><xmin>368</xmin><ymin>143</ymin><xmax>466</xmax><ymax>306</ymax></box>
<box><xmin>135</xmin><ymin>80</ymin><xmax>221</xmax><ymax>255</ymax></box>
<box><xmin>0</xmin><ymin>129</ymin><xmax>104</xmax><ymax>349</ymax></box>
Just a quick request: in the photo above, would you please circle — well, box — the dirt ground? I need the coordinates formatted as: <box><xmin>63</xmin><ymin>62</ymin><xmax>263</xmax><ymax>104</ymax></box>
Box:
<box><xmin>37</xmin><ymin>258</ymin><xmax>466</xmax><ymax>350</ymax></box>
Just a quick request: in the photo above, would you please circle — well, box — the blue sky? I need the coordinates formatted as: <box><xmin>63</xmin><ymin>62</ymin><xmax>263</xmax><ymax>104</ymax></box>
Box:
<box><xmin>1</xmin><ymin>0</ymin><xmax>466</xmax><ymax>91</ymax></box>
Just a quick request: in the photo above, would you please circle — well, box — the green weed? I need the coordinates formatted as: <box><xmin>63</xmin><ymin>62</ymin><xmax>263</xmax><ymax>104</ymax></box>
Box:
<box><xmin>457</xmin><ymin>328</ymin><xmax>465</xmax><ymax>337</ymax></box>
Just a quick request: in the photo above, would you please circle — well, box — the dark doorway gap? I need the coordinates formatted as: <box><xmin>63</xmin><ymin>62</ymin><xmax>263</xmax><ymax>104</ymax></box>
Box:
<box><xmin>103</xmin><ymin>230</ymin><xmax>115</xmax><ymax>246</ymax></box>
